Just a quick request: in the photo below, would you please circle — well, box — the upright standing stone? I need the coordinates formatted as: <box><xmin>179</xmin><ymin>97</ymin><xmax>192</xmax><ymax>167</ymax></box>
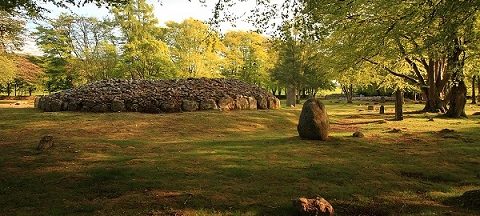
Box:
<box><xmin>395</xmin><ymin>90</ymin><xmax>403</xmax><ymax>120</ymax></box>
<box><xmin>297</xmin><ymin>99</ymin><xmax>329</xmax><ymax>140</ymax></box>
<box><xmin>380</xmin><ymin>105</ymin><xmax>385</xmax><ymax>114</ymax></box>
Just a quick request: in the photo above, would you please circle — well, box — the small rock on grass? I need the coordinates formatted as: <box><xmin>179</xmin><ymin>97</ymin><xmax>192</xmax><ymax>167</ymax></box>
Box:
<box><xmin>37</xmin><ymin>135</ymin><xmax>54</xmax><ymax>151</ymax></box>
<box><xmin>388</xmin><ymin>128</ymin><xmax>402</xmax><ymax>133</ymax></box>
<box><xmin>439</xmin><ymin>128</ymin><xmax>455</xmax><ymax>134</ymax></box>
<box><xmin>292</xmin><ymin>196</ymin><xmax>334</xmax><ymax>216</ymax></box>
<box><xmin>353</xmin><ymin>131</ymin><xmax>365</xmax><ymax>138</ymax></box>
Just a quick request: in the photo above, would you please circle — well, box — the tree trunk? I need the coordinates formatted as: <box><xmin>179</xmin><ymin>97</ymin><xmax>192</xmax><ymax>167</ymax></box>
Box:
<box><xmin>472</xmin><ymin>76</ymin><xmax>476</xmax><ymax>104</ymax></box>
<box><xmin>446</xmin><ymin>80</ymin><xmax>467</xmax><ymax>118</ymax></box>
<box><xmin>478</xmin><ymin>77</ymin><xmax>480</xmax><ymax>103</ymax></box>
<box><xmin>342</xmin><ymin>84</ymin><xmax>353</xmax><ymax>103</ymax></box>
<box><xmin>395</xmin><ymin>90</ymin><xmax>404</xmax><ymax>121</ymax></box>
<box><xmin>6</xmin><ymin>83</ymin><xmax>11</xmax><ymax>97</ymax></box>
<box><xmin>287</xmin><ymin>85</ymin><xmax>297</xmax><ymax>107</ymax></box>
<box><xmin>445</xmin><ymin>38</ymin><xmax>467</xmax><ymax>118</ymax></box>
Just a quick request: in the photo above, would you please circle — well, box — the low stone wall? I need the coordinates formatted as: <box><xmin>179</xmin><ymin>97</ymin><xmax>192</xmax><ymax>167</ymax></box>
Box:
<box><xmin>35</xmin><ymin>78</ymin><xmax>281</xmax><ymax>113</ymax></box>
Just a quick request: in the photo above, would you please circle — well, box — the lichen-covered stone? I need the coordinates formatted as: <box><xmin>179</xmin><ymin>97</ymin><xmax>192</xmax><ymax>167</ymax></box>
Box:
<box><xmin>297</xmin><ymin>99</ymin><xmax>329</xmax><ymax>141</ymax></box>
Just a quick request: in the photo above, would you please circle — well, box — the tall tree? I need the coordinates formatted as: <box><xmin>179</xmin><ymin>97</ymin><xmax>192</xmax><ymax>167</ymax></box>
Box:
<box><xmin>162</xmin><ymin>18</ymin><xmax>223</xmax><ymax>78</ymax></box>
<box><xmin>222</xmin><ymin>31</ymin><xmax>272</xmax><ymax>85</ymax></box>
<box><xmin>0</xmin><ymin>10</ymin><xmax>25</xmax><ymax>53</ymax></box>
<box><xmin>113</xmin><ymin>0</ymin><xmax>175</xmax><ymax>79</ymax></box>
<box><xmin>298</xmin><ymin>0</ymin><xmax>480</xmax><ymax>118</ymax></box>
<box><xmin>1</xmin><ymin>0</ymin><xmax>127</xmax><ymax>17</ymax></box>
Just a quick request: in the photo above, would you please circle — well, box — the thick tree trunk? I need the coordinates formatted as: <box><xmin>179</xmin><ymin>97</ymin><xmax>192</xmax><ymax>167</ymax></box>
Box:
<box><xmin>395</xmin><ymin>90</ymin><xmax>404</xmax><ymax>121</ymax></box>
<box><xmin>446</xmin><ymin>81</ymin><xmax>467</xmax><ymax>118</ymax></box>
<box><xmin>445</xmin><ymin>38</ymin><xmax>467</xmax><ymax>118</ymax></box>
<box><xmin>287</xmin><ymin>85</ymin><xmax>297</xmax><ymax>107</ymax></box>
<box><xmin>472</xmin><ymin>76</ymin><xmax>476</xmax><ymax>104</ymax></box>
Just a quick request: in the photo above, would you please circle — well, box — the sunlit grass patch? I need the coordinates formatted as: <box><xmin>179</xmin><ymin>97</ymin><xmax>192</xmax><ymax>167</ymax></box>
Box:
<box><xmin>0</xmin><ymin>100</ymin><xmax>479</xmax><ymax>215</ymax></box>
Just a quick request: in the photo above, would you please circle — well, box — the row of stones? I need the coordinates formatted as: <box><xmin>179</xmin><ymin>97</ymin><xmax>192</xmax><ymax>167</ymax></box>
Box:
<box><xmin>35</xmin><ymin>95</ymin><xmax>281</xmax><ymax>113</ymax></box>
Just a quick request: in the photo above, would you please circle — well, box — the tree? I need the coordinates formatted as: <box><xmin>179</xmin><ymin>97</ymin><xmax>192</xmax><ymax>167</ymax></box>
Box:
<box><xmin>113</xmin><ymin>0</ymin><xmax>175</xmax><ymax>79</ymax></box>
<box><xmin>0</xmin><ymin>10</ymin><xmax>25</xmax><ymax>53</ymax></box>
<box><xmin>1</xmin><ymin>0</ymin><xmax>127</xmax><ymax>17</ymax></box>
<box><xmin>161</xmin><ymin>18</ymin><xmax>223</xmax><ymax>78</ymax></box>
<box><xmin>221</xmin><ymin>31</ymin><xmax>273</xmax><ymax>85</ymax></box>
<box><xmin>272</xmin><ymin>22</ymin><xmax>334</xmax><ymax>104</ymax></box>
<box><xmin>12</xmin><ymin>55</ymin><xmax>44</xmax><ymax>96</ymax></box>
<box><xmin>0</xmin><ymin>54</ymin><xmax>16</xmax><ymax>95</ymax></box>
<box><xmin>297</xmin><ymin>0</ymin><xmax>480</xmax><ymax>118</ymax></box>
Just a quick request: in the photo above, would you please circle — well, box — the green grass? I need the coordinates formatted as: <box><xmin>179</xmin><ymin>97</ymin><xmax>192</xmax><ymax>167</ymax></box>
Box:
<box><xmin>0</xmin><ymin>100</ymin><xmax>479</xmax><ymax>215</ymax></box>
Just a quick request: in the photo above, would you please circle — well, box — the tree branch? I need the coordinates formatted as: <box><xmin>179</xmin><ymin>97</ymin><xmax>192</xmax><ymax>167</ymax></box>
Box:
<box><xmin>362</xmin><ymin>57</ymin><xmax>419</xmax><ymax>84</ymax></box>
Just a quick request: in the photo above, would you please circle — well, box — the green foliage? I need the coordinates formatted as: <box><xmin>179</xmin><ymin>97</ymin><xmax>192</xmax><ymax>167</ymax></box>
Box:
<box><xmin>271</xmin><ymin>23</ymin><xmax>334</xmax><ymax>94</ymax></box>
<box><xmin>0</xmin><ymin>54</ymin><xmax>15</xmax><ymax>84</ymax></box>
<box><xmin>163</xmin><ymin>18</ymin><xmax>223</xmax><ymax>78</ymax></box>
<box><xmin>0</xmin><ymin>0</ymin><xmax>127</xmax><ymax>17</ymax></box>
<box><xmin>113</xmin><ymin>0</ymin><xmax>176</xmax><ymax>79</ymax></box>
<box><xmin>221</xmin><ymin>31</ymin><xmax>273</xmax><ymax>85</ymax></box>
<box><xmin>35</xmin><ymin>13</ymin><xmax>123</xmax><ymax>91</ymax></box>
<box><xmin>0</xmin><ymin>10</ymin><xmax>25</xmax><ymax>53</ymax></box>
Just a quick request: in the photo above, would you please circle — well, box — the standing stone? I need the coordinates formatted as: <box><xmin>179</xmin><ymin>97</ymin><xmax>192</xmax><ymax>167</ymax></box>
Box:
<box><xmin>182</xmin><ymin>100</ymin><xmax>199</xmax><ymax>112</ymax></box>
<box><xmin>297</xmin><ymin>99</ymin><xmax>329</xmax><ymax>140</ymax></box>
<box><xmin>199</xmin><ymin>99</ymin><xmax>218</xmax><ymax>110</ymax></box>
<box><xmin>218</xmin><ymin>96</ymin><xmax>235</xmax><ymax>111</ymax></box>
<box><xmin>34</xmin><ymin>97</ymin><xmax>41</xmax><ymax>108</ymax></box>
<box><xmin>111</xmin><ymin>99</ymin><xmax>126</xmax><ymax>112</ymax></box>
<box><xmin>395</xmin><ymin>90</ymin><xmax>404</xmax><ymax>121</ymax></box>
<box><xmin>247</xmin><ymin>97</ymin><xmax>257</xmax><ymax>110</ymax></box>
<box><xmin>379</xmin><ymin>105</ymin><xmax>385</xmax><ymax>114</ymax></box>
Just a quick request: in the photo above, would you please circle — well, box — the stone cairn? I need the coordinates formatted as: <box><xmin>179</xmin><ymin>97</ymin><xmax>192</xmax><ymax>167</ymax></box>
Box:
<box><xmin>35</xmin><ymin>78</ymin><xmax>281</xmax><ymax>113</ymax></box>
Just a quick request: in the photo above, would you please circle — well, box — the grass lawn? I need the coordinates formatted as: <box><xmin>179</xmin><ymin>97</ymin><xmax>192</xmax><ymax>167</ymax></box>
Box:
<box><xmin>0</xmin><ymin>100</ymin><xmax>479</xmax><ymax>215</ymax></box>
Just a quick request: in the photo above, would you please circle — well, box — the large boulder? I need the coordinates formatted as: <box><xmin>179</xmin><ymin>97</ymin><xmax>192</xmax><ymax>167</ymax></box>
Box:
<box><xmin>268</xmin><ymin>97</ymin><xmax>281</xmax><ymax>109</ymax></box>
<box><xmin>247</xmin><ymin>97</ymin><xmax>257</xmax><ymax>110</ymax></box>
<box><xmin>182</xmin><ymin>100</ymin><xmax>198</xmax><ymax>112</ymax></box>
<box><xmin>297</xmin><ymin>99</ymin><xmax>329</xmax><ymax>140</ymax></box>
<box><xmin>111</xmin><ymin>99</ymin><xmax>126</xmax><ymax>112</ymax></box>
<box><xmin>199</xmin><ymin>99</ymin><xmax>218</xmax><ymax>110</ymax></box>
<box><xmin>218</xmin><ymin>96</ymin><xmax>235</xmax><ymax>111</ymax></box>
<box><xmin>160</xmin><ymin>101</ymin><xmax>181</xmax><ymax>113</ymax></box>
<box><xmin>256</xmin><ymin>96</ymin><xmax>268</xmax><ymax>109</ymax></box>
<box><xmin>235</xmin><ymin>96</ymin><xmax>249</xmax><ymax>110</ymax></box>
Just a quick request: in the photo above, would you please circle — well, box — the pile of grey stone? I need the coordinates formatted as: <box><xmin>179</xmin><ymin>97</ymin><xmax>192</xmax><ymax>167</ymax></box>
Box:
<box><xmin>35</xmin><ymin>78</ymin><xmax>281</xmax><ymax>113</ymax></box>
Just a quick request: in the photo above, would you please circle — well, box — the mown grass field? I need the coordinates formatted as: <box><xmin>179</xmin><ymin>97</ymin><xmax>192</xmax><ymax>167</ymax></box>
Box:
<box><xmin>0</xmin><ymin>100</ymin><xmax>479</xmax><ymax>215</ymax></box>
